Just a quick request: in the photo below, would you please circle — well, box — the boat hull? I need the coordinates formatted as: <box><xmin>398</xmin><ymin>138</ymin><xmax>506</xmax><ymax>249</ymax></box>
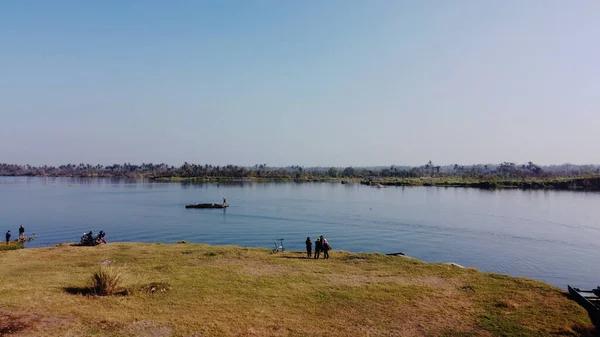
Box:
<box><xmin>185</xmin><ymin>203</ymin><xmax>229</xmax><ymax>209</ymax></box>
<box><xmin>568</xmin><ymin>285</ymin><xmax>600</xmax><ymax>325</ymax></box>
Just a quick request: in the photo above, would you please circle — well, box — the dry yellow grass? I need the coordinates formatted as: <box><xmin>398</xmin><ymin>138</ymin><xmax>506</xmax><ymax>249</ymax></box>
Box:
<box><xmin>0</xmin><ymin>243</ymin><xmax>594</xmax><ymax>336</ymax></box>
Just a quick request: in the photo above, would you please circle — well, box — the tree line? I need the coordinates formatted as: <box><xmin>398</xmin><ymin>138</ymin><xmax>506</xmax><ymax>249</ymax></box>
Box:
<box><xmin>0</xmin><ymin>161</ymin><xmax>598</xmax><ymax>180</ymax></box>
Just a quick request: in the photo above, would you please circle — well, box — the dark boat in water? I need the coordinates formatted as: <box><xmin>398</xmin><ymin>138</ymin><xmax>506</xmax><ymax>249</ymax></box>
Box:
<box><xmin>185</xmin><ymin>203</ymin><xmax>229</xmax><ymax>209</ymax></box>
<box><xmin>568</xmin><ymin>285</ymin><xmax>600</xmax><ymax>324</ymax></box>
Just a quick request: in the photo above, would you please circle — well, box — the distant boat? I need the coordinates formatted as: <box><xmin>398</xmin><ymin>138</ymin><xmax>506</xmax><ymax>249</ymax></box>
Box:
<box><xmin>568</xmin><ymin>285</ymin><xmax>600</xmax><ymax>324</ymax></box>
<box><xmin>185</xmin><ymin>203</ymin><xmax>229</xmax><ymax>209</ymax></box>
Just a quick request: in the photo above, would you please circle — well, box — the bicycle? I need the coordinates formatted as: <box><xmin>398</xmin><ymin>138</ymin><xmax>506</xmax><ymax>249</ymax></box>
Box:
<box><xmin>271</xmin><ymin>238</ymin><xmax>285</xmax><ymax>253</ymax></box>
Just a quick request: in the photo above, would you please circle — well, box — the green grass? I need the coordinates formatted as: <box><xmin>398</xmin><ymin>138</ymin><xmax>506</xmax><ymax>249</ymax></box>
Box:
<box><xmin>0</xmin><ymin>243</ymin><xmax>594</xmax><ymax>336</ymax></box>
<box><xmin>0</xmin><ymin>241</ymin><xmax>23</xmax><ymax>251</ymax></box>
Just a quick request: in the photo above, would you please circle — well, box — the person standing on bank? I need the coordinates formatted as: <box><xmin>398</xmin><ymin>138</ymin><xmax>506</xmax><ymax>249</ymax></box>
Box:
<box><xmin>322</xmin><ymin>236</ymin><xmax>330</xmax><ymax>260</ymax></box>
<box><xmin>314</xmin><ymin>237</ymin><xmax>322</xmax><ymax>259</ymax></box>
<box><xmin>5</xmin><ymin>230</ymin><xmax>11</xmax><ymax>245</ymax></box>
<box><xmin>305</xmin><ymin>237</ymin><xmax>312</xmax><ymax>258</ymax></box>
<box><xmin>19</xmin><ymin>225</ymin><xmax>24</xmax><ymax>241</ymax></box>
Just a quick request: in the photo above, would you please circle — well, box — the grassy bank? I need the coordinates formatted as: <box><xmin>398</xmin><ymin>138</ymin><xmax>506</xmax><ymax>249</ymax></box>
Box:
<box><xmin>0</xmin><ymin>243</ymin><xmax>594</xmax><ymax>336</ymax></box>
<box><xmin>361</xmin><ymin>176</ymin><xmax>600</xmax><ymax>191</ymax></box>
<box><xmin>0</xmin><ymin>242</ymin><xmax>22</xmax><ymax>251</ymax></box>
<box><xmin>0</xmin><ymin>236</ymin><xmax>37</xmax><ymax>251</ymax></box>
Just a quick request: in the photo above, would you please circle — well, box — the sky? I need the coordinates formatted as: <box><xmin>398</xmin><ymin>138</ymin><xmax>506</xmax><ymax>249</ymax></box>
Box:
<box><xmin>1</xmin><ymin>1</ymin><xmax>599</xmax><ymax>167</ymax></box>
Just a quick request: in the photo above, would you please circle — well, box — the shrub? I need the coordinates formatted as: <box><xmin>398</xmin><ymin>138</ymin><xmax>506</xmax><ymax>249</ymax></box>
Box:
<box><xmin>89</xmin><ymin>265</ymin><xmax>123</xmax><ymax>296</ymax></box>
<box><xmin>0</xmin><ymin>243</ymin><xmax>21</xmax><ymax>251</ymax></box>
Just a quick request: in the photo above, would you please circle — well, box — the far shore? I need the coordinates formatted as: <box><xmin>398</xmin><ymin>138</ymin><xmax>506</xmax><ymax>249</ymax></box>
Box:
<box><xmin>359</xmin><ymin>176</ymin><xmax>600</xmax><ymax>191</ymax></box>
<box><xmin>152</xmin><ymin>175</ymin><xmax>600</xmax><ymax>191</ymax></box>
<box><xmin>3</xmin><ymin>174</ymin><xmax>600</xmax><ymax>191</ymax></box>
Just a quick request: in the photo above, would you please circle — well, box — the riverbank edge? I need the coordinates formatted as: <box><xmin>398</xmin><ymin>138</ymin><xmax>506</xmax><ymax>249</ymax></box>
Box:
<box><xmin>153</xmin><ymin>175</ymin><xmax>600</xmax><ymax>191</ymax></box>
<box><xmin>360</xmin><ymin>176</ymin><xmax>600</xmax><ymax>191</ymax></box>
<box><xmin>3</xmin><ymin>174</ymin><xmax>600</xmax><ymax>191</ymax></box>
<box><xmin>0</xmin><ymin>241</ymin><xmax>594</xmax><ymax>336</ymax></box>
<box><xmin>0</xmin><ymin>240</ymin><xmax>567</xmax><ymax>288</ymax></box>
<box><xmin>0</xmin><ymin>239</ymin><xmax>585</xmax><ymax>292</ymax></box>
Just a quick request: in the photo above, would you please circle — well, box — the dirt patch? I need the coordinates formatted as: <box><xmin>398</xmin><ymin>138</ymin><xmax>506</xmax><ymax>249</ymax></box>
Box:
<box><xmin>0</xmin><ymin>310</ymin><xmax>70</xmax><ymax>336</ymax></box>
<box><xmin>97</xmin><ymin>319</ymin><xmax>124</xmax><ymax>331</ymax></box>
<box><xmin>0</xmin><ymin>311</ymin><xmax>38</xmax><ymax>335</ymax></box>
<box><xmin>0</xmin><ymin>319</ymin><xmax>27</xmax><ymax>335</ymax></box>
<box><xmin>36</xmin><ymin>317</ymin><xmax>65</xmax><ymax>330</ymax></box>
<box><xmin>125</xmin><ymin>321</ymin><xmax>173</xmax><ymax>337</ymax></box>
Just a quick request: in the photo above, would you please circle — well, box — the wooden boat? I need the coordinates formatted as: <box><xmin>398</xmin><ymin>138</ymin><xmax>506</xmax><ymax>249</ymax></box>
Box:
<box><xmin>568</xmin><ymin>285</ymin><xmax>600</xmax><ymax>324</ymax></box>
<box><xmin>185</xmin><ymin>203</ymin><xmax>229</xmax><ymax>209</ymax></box>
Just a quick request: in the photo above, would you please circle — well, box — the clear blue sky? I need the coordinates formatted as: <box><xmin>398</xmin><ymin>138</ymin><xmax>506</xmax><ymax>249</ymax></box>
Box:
<box><xmin>1</xmin><ymin>1</ymin><xmax>598</xmax><ymax>167</ymax></box>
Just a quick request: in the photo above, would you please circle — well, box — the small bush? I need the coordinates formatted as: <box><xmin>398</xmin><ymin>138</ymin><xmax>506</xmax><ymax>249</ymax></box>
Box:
<box><xmin>0</xmin><ymin>243</ymin><xmax>21</xmax><ymax>251</ymax></box>
<box><xmin>89</xmin><ymin>265</ymin><xmax>123</xmax><ymax>296</ymax></box>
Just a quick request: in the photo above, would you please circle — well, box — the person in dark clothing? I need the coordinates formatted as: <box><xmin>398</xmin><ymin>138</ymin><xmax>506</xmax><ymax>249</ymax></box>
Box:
<box><xmin>305</xmin><ymin>237</ymin><xmax>312</xmax><ymax>258</ymax></box>
<box><xmin>19</xmin><ymin>225</ymin><xmax>25</xmax><ymax>241</ymax></box>
<box><xmin>314</xmin><ymin>237</ymin><xmax>322</xmax><ymax>259</ymax></box>
<box><xmin>223</xmin><ymin>197</ymin><xmax>226</xmax><ymax>205</ymax></box>
<box><xmin>5</xmin><ymin>230</ymin><xmax>11</xmax><ymax>245</ymax></box>
<box><xmin>98</xmin><ymin>230</ymin><xmax>106</xmax><ymax>244</ymax></box>
<box><xmin>322</xmin><ymin>237</ymin><xmax>330</xmax><ymax>260</ymax></box>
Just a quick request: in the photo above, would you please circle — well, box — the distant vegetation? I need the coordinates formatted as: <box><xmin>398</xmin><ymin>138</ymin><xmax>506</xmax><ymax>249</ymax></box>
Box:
<box><xmin>1</xmin><ymin>161</ymin><xmax>599</xmax><ymax>183</ymax></box>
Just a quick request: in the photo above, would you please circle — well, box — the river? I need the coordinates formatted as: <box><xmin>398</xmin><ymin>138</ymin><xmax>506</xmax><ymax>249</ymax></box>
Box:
<box><xmin>1</xmin><ymin>176</ymin><xmax>599</xmax><ymax>289</ymax></box>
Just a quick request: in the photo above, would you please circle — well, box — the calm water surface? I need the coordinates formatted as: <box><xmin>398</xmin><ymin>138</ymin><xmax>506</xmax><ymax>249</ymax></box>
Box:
<box><xmin>1</xmin><ymin>177</ymin><xmax>599</xmax><ymax>289</ymax></box>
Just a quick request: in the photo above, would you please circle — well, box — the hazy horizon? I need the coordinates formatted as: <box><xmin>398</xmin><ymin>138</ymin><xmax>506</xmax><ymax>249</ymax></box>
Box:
<box><xmin>1</xmin><ymin>1</ymin><xmax>599</xmax><ymax>167</ymax></box>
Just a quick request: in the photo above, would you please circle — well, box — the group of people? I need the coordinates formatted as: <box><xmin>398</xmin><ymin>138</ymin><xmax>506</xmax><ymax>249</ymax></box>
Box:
<box><xmin>5</xmin><ymin>225</ymin><xmax>25</xmax><ymax>244</ymax></box>
<box><xmin>305</xmin><ymin>235</ymin><xmax>331</xmax><ymax>259</ymax></box>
